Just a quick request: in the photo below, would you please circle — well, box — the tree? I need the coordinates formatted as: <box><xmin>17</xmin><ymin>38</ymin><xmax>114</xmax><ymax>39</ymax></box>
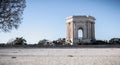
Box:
<box><xmin>92</xmin><ymin>40</ymin><xmax>108</xmax><ymax>45</ymax></box>
<box><xmin>0</xmin><ymin>0</ymin><xmax>26</xmax><ymax>32</ymax></box>
<box><xmin>6</xmin><ymin>38</ymin><xmax>15</xmax><ymax>46</ymax></box>
<box><xmin>38</xmin><ymin>39</ymin><xmax>49</xmax><ymax>46</ymax></box>
<box><xmin>109</xmin><ymin>38</ymin><xmax>120</xmax><ymax>45</ymax></box>
<box><xmin>13</xmin><ymin>37</ymin><xmax>27</xmax><ymax>45</ymax></box>
<box><xmin>6</xmin><ymin>37</ymin><xmax>27</xmax><ymax>45</ymax></box>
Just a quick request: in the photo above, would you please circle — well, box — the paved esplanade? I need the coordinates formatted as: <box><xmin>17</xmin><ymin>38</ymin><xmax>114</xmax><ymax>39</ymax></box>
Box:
<box><xmin>0</xmin><ymin>48</ymin><xmax>120</xmax><ymax>65</ymax></box>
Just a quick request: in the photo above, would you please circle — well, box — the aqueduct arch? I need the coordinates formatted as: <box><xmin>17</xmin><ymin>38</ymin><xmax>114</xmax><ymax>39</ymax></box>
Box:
<box><xmin>66</xmin><ymin>15</ymin><xmax>96</xmax><ymax>45</ymax></box>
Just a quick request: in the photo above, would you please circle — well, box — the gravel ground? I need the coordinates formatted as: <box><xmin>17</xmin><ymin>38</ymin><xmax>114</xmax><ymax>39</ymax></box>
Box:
<box><xmin>0</xmin><ymin>48</ymin><xmax>120</xmax><ymax>65</ymax></box>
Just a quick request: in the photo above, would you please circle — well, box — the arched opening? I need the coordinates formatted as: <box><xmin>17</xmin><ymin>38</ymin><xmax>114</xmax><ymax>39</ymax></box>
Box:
<box><xmin>78</xmin><ymin>28</ymin><xmax>83</xmax><ymax>42</ymax></box>
<box><xmin>78</xmin><ymin>30</ymin><xmax>83</xmax><ymax>39</ymax></box>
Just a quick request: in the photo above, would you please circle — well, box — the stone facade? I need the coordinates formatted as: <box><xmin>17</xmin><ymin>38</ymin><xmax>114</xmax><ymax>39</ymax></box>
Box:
<box><xmin>66</xmin><ymin>15</ymin><xmax>96</xmax><ymax>45</ymax></box>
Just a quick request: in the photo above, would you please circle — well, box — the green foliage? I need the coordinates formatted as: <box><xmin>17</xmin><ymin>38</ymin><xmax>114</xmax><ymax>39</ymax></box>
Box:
<box><xmin>6</xmin><ymin>38</ymin><xmax>15</xmax><ymax>46</ymax></box>
<box><xmin>14</xmin><ymin>37</ymin><xmax>27</xmax><ymax>45</ymax></box>
<box><xmin>38</xmin><ymin>39</ymin><xmax>48</xmax><ymax>46</ymax></box>
<box><xmin>0</xmin><ymin>0</ymin><xmax>26</xmax><ymax>32</ymax></box>
<box><xmin>38</xmin><ymin>38</ymin><xmax>66</xmax><ymax>46</ymax></box>
<box><xmin>91</xmin><ymin>40</ymin><xmax>108</xmax><ymax>45</ymax></box>
<box><xmin>109</xmin><ymin>38</ymin><xmax>120</xmax><ymax>44</ymax></box>
<box><xmin>7</xmin><ymin>37</ymin><xmax>27</xmax><ymax>45</ymax></box>
<box><xmin>53</xmin><ymin>38</ymin><xmax>65</xmax><ymax>46</ymax></box>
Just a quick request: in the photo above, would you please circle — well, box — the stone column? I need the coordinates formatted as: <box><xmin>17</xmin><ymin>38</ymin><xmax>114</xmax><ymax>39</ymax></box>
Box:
<box><xmin>74</xmin><ymin>22</ymin><xmax>79</xmax><ymax>44</ymax></box>
<box><xmin>83</xmin><ymin>25</ymin><xmax>87</xmax><ymax>40</ymax></box>
<box><xmin>89</xmin><ymin>22</ymin><xmax>92</xmax><ymax>39</ymax></box>
<box><xmin>66</xmin><ymin>23</ymin><xmax>68</xmax><ymax>41</ymax></box>
<box><xmin>91</xmin><ymin>22</ymin><xmax>95</xmax><ymax>40</ymax></box>
<box><xmin>87</xmin><ymin>21</ymin><xmax>89</xmax><ymax>39</ymax></box>
<box><xmin>70</xmin><ymin>22</ymin><xmax>74</xmax><ymax>45</ymax></box>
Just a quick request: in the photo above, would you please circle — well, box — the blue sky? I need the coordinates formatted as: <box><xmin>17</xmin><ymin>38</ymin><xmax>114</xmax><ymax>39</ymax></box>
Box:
<box><xmin>0</xmin><ymin>0</ymin><xmax>120</xmax><ymax>44</ymax></box>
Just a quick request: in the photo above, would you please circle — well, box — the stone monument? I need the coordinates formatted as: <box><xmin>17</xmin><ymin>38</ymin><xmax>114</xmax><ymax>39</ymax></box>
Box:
<box><xmin>66</xmin><ymin>15</ymin><xmax>96</xmax><ymax>45</ymax></box>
